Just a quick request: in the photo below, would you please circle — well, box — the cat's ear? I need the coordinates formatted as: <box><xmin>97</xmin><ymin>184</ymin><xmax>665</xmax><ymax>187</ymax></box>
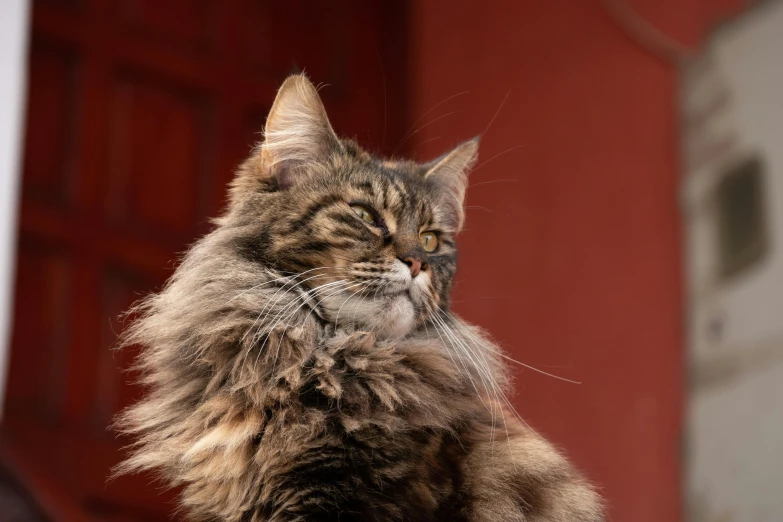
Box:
<box><xmin>259</xmin><ymin>74</ymin><xmax>341</xmax><ymax>189</ymax></box>
<box><xmin>423</xmin><ymin>137</ymin><xmax>479</xmax><ymax>231</ymax></box>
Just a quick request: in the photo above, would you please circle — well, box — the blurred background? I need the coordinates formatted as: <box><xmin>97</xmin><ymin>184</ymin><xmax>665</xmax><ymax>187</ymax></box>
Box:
<box><xmin>0</xmin><ymin>0</ymin><xmax>780</xmax><ymax>520</ymax></box>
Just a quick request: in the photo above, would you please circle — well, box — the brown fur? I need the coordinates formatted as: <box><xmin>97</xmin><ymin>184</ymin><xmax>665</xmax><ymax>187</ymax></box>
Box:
<box><xmin>115</xmin><ymin>75</ymin><xmax>603</xmax><ymax>521</ymax></box>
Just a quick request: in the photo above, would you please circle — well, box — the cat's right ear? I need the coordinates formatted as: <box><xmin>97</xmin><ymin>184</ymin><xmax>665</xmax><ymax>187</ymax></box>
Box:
<box><xmin>255</xmin><ymin>74</ymin><xmax>341</xmax><ymax>189</ymax></box>
<box><xmin>423</xmin><ymin>138</ymin><xmax>479</xmax><ymax>232</ymax></box>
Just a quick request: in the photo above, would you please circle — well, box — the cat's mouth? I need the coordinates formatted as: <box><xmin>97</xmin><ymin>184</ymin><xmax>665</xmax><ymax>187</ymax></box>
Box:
<box><xmin>376</xmin><ymin>280</ymin><xmax>410</xmax><ymax>297</ymax></box>
<box><xmin>315</xmin><ymin>277</ymin><xmax>422</xmax><ymax>339</ymax></box>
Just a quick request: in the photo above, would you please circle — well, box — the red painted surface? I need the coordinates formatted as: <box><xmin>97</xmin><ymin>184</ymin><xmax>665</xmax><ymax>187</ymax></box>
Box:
<box><xmin>411</xmin><ymin>1</ymin><xmax>745</xmax><ymax>521</ymax></box>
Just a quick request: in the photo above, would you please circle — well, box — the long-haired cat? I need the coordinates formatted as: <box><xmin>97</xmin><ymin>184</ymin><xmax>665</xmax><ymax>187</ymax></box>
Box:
<box><xmin>115</xmin><ymin>74</ymin><xmax>603</xmax><ymax>521</ymax></box>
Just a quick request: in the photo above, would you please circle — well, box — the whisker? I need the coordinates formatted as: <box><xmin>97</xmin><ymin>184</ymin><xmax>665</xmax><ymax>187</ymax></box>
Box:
<box><xmin>471</xmin><ymin>146</ymin><xmax>525</xmax><ymax>174</ymax></box>
<box><xmin>237</xmin><ymin>267</ymin><xmax>351</xmax><ymax>368</ymax></box>
<box><xmin>396</xmin><ymin>111</ymin><xmax>458</xmax><ymax>152</ymax></box>
<box><xmin>334</xmin><ymin>280</ymin><xmax>375</xmax><ymax>326</ymax></box>
<box><xmin>268</xmin><ymin>279</ymin><xmax>357</xmax><ymax>367</ymax></box>
<box><xmin>299</xmin><ymin>279</ymin><xmax>368</xmax><ymax>329</ymax></box>
<box><xmin>393</xmin><ymin>90</ymin><xmax>470</xmax><ymax>156</ymax></box>
<box><xmin>415</xmin><ymin>136</ymin><xmax>441</xmax><ymax>149</ymax></box>
<box><xmin>226</xmin><ymin>272</ymin><xmax>296</xmax><ymax>302</ymax></box>
<box><xmin>482</xmin><ymin>89</ymin><xmax>511</xmax><ymax>138</ymax></box>
<box><xmin>433</xmin><ymin>309</ymin><xmax>512</xmax><ymax>457</ymax></box>
<box><xmin>428</xmin><ymin>307</ymin><xmax>490</xmax><ymax>410</ymax></box>
<box><xmin>449</xmin><ymin>314</ymin><xmax>581</xmax><ymax>385</ymax></box>
<box><xmin>468</xmin><ymin>178</ymin><xmax>519</xmax><ymax>189</ymax></box>
<box><xmin>243</xmin><ymin>268</ymin><xmax>345</xmax><ymax>345</ymax></box>
<box><xmin>251</xmin><ymin>279</ymin><xmax>353</xmax><ymax>369</ymax></box>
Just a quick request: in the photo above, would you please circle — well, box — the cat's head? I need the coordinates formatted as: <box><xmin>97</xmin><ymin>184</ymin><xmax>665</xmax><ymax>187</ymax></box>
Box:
<box><xmin>225</xmin><ymin>74</ymin><xmax>478</xmax><ymax>339</ymax></box>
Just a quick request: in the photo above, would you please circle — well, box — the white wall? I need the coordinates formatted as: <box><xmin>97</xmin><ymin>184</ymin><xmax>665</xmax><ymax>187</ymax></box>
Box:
<box><xmin>681</xmin><ymin>1</ymin><xmax>783</xmax><ymax>520</ymax></box>
<box><xmin>0</xmin><ymin>0</ymin><xmax>30</xmax><ymax>419</ymax></box>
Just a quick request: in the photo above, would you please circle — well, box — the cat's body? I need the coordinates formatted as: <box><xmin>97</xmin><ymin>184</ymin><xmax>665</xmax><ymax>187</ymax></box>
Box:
<box><xmin>116</xmin><ymin>75</ymin><xmax>603</xmax><ymax>521</ymax></box>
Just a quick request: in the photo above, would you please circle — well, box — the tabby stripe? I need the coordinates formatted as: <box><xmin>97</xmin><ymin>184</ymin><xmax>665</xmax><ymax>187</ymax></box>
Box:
<box><xmin>288</xmin><ymin>194</ymin><xmax>345</xmax><ymax>232</ymax></box>
<box><xmin>354</xmin><ymin>181</ymin><xmax>374</xmax><ymax>195</ymax></box>
<box><xmin>326</xmin><ymin>211</ymin><xmax>365</xmax><ymax>229</ymax></box>
<box><xmin>296</xmin><ymin>240</ymin><xmax>358</xmax><ymax>252</ymax></box>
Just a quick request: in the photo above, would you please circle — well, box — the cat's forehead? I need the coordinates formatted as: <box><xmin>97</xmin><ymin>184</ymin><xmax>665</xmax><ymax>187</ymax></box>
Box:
<box><xmin>341</xmin><ymin>140</ymin><xmax>426</xmax><ymax>180</ymax></box>
<box><xmin>345</xmin><ymin>157</ymin><xmax>430</xmax><ymax>206</ymax></box>
<box><xmin>309</xmin><ymin>154</ymin><xmax>432</xmax><ymax>231</ymax></box>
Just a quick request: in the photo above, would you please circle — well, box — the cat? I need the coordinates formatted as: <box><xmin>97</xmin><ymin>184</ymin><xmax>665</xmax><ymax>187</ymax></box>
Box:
<box><xmin>115</xmin><ymin>74</ymin><xmax>604</xmax><ymax>521</ymax></box>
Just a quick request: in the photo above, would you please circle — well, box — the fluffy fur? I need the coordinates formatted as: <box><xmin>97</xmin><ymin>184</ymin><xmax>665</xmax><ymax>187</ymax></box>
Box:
<box><xmin>115</xmin><ymin>74</ymin><xmax>604</xmax><ymax>521</ymax></box>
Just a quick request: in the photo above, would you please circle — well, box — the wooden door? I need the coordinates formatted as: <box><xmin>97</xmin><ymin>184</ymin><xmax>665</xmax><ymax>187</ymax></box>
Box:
<box><xmin>2</xmin><ymin>1</ymin><xmax>409</xmax><ymax>519</ymax></box>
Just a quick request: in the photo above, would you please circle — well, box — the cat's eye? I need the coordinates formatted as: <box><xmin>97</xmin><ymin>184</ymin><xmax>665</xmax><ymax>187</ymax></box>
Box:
<box><xmin>350</xmin><ymin>204</ymin><xmax>376</xmax><ymax>224</ymax></box>
<box><xmin>420</xmin><ymin>231</ymin><xmax>439</xmax><ymax>252</ymax></box>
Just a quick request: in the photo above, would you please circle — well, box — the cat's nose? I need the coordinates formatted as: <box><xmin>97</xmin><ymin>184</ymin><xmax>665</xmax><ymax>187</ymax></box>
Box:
<box><xmin>400</xmin><ymin>256</ymin><xmax>424</xmax><ymax>277</ymax></box>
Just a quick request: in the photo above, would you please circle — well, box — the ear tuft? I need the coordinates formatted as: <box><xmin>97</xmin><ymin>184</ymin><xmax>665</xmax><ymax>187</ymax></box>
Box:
<box><xmin>424</xmin><ymin>137</ymin><xmax>479</xmax><ymax>231</ymax></box>
<box><xmin>259</xmin><ymin>74</ymin><xmax>341</xmax><ymax>188</ymax></box>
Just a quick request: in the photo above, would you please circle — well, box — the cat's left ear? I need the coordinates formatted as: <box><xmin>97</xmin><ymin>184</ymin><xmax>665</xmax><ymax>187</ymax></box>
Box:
<box><xmin>423</xmin><ymin>137</ymin><xmax>479</xmax><ymax>231</ymax></box>
<box><xmin>258</xmin><ymin>74</ymin><xmax>342</xmax><ymax>189</ymax></box>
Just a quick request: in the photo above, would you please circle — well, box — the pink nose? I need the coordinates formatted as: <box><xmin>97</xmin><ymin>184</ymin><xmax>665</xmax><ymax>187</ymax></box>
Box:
<box><xmin>401</xmin><ymin>256</ymin><xmax>423</xmax><ymax>277</ymax></box>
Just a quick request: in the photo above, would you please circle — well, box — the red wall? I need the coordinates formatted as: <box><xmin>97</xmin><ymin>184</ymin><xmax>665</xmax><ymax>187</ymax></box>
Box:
<box><xmin>411</xmin><ymin>1</ymin><xmax>745</xmax><ymax>520</ymax></box>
